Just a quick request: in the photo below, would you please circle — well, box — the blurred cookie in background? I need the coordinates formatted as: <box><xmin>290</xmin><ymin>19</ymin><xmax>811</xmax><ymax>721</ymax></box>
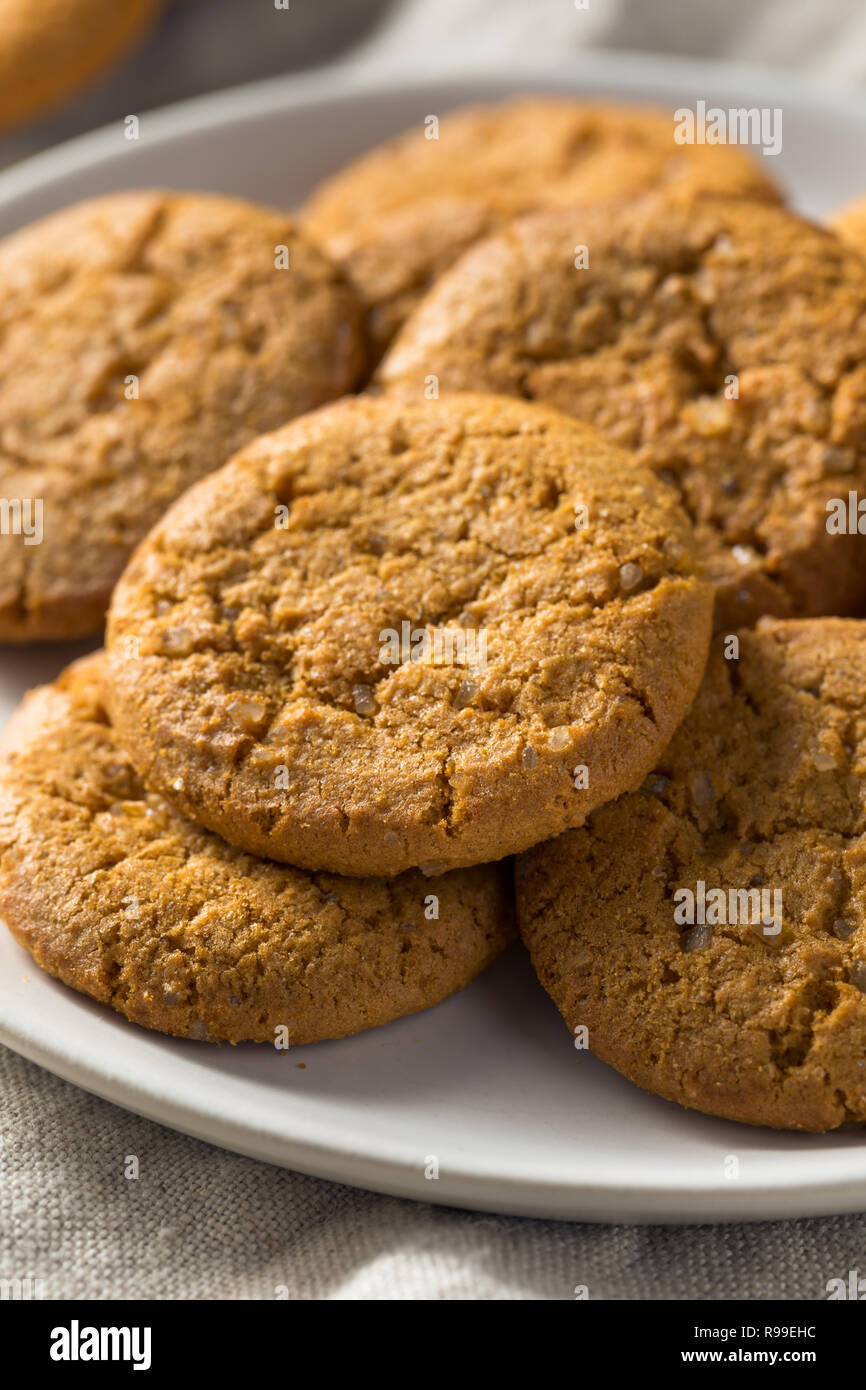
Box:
<box><xmin>0</xmin><ymin>0</ymin><xmax>167</xmax><ymax>136</ymax></box>
<box><xmin>303</xmin><ymin>97</ymin><xmax>783</xmax><ymax>361</ymax></box>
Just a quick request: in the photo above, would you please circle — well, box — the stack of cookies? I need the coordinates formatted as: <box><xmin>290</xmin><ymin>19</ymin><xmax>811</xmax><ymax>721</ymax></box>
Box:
<box><xmin>3</xmin><ymin>98</ymin><xmax>866</xmax><ymax>1134</ymax></box>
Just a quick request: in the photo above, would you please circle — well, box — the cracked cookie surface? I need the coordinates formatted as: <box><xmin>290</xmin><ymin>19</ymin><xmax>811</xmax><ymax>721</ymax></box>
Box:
<box><xmin>0</xmin><ymin>189</ymin><xmax>364</xmax><ymax>641</ymax></box>
<box><xmin>379</xmin><ymin>195</ymin><xmax>866</xmax><ymax>631</ymax></box>
<box><xmin>517</xmin><ymin>618</ymin><xmax>866</xmax><ymax>1132</ymax></box>
<box><xmin>304</xmin><ymin>98</ymin><xmax>781</xmax><ymax>362</ymax></box>
<box><xmin>105</xmin><ymin>392</ymin><xmax>713</xmax><ymax>876</ymax></box>
<box><xmin>0</xmin><ymin>652</ymin><xmax>514</xmax><ymax>1043</ymax></box>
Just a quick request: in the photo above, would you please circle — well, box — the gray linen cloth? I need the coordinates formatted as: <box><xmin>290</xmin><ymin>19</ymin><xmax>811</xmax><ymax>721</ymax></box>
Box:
<box><xmin>4</xmin><ymin>1047</ymin><xmax>863</xmax><ymax>1300</ymax></box>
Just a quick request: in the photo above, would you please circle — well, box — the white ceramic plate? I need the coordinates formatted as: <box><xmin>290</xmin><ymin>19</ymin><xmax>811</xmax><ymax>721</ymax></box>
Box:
<box><xmin>3</xmin><ymin>53</ymin><xmax>866</xmax><ymax>1223</ymax></box>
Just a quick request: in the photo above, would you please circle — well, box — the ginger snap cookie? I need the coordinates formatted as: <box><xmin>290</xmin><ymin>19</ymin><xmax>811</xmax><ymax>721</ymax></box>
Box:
<box><xmin>379</xmin><ymin>194</ymin><xmax>866</xmax><ymax>632</ymax></box>
<box><xmin>0</xmin><ymin>190</ymin><xmax>363</xmax><ymax>643</ymax></box>
<box><xmin>105</xmin><ymin>392</ymin><xmax>713</xmax><ymax>877</ymax></box>
<box><xmin>829</xmin><ymin>195</ymin><xmax>866</xmax><ymax>254</ymax></box>
<box><xmin>517</xmin><ymin>618</ymin><xmax>866</xmax><ymax>1132</ymax></box>
<box><xmin>303</xmin><ymin>97</ymin><xmax>781</xmax><ymax>361</ymax></box>
<box><xmin>0</xmin><ymin>652</ymin><xmax>514</xmax><ymax>1044</ymax></box>
<box><xmin>0</xmin><ymin>0</ymin><xmax>165</xmax><ymax>134</ymax></box>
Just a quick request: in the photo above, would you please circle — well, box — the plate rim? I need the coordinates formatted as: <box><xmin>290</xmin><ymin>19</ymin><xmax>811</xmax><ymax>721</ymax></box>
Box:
<box><xmin>0</xmin><ymin>48</ymin><xmax>865</xmax><ymax>210</ymax></box>
<box><xmin>5</xmin><ymin>939</ymin><xmax>866</xmax><ymax>1225</ymax></box>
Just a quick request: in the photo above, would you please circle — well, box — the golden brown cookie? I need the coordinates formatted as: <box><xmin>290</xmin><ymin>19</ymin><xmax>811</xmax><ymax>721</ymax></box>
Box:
<box><xmin>380</xmin><ymin>195</ymin><xmax>866</xmax><ymax>632</ymax></box>
<box><xmin>829</xmin><ymin>195</ymin><xmax>866</xmax><ymax>253</ymax></box>
<box><xmin>0</xmin><ymin>0</ymin><xmax>165</xmax><ymax>134</ymax></box>
<box><xmin>0</xmin><ymin>652</ymin><xmax>514</xmax><ymax>1044</ymax></box>
<box><xmin>304</xmin><ymin>97</ymin><xmax>782</xmax><ymax>361</ymax></box>
<box><xmin>105</xmin><ymin>392</ymin><xmax>713</xmax><ymax>877</ymax></box>
<box><xmin>0</xmin><ymin>190</ymin><xmax>363</xmax><ymax>643</ymax></box>
<box><xmin>517</xmin><ymin>618</ymin><xmax>866</xmax><ymax>1132</ymax></box>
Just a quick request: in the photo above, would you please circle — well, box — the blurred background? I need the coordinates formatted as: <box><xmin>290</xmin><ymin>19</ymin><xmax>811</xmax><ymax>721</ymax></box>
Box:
<box><xmin>3</xmin><ymin>0</ymin><xmax>866</xmax><ymax>169</ymax></box>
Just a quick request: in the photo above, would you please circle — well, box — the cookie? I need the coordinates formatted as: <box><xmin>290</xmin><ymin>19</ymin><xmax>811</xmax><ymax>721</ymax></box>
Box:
<box><xmin>105</xmin><ymin>392</ymin><xmax>713</xmax><ymax>876</ymax></box>
<box><xmin>0</xmin><ymin>190</ymin><xmax>363</xmax><ymax>642</ymax></box>
<box><xmin>379</xmin><ymin>195</ymin><xmax>866</xmax><ymax>632</ymax></box>
<box><xmin>517</xmin><ymin>618</ymin><xmax>866</xmax><ymax>1132</ymax></box>
<box><xmin>303</xmin><ymin>97</ymin><xmax>781</xmax><ymax>361</ymax></box>
<box><xmin>829</xmin><ymin>195</ymin><xmax>866</xmax><ymax>253</ymax></box>
<box><xmin>0</xmin><ymin>652</ymin><xmax>514</xmax><ymax>1044</ymax></box>
<box><xmin>0</xmin><ymin>0</ymin><xmax>165</xmax><ymax>134</ymax></box>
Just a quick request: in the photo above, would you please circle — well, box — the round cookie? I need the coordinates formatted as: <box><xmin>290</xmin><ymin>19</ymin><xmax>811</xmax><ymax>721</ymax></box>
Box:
<box><xmin>379</xmin><ymin>195</ymin><xmax>866</xmax><ymax>632</ymax></box>
<box><xmin>829</xmin><ymin>195</ymin><xmax>866</xmax><ymax>254</ymax></box>
<box><xmin>106</xmin><ymin>392</ymin><xmax>713</xmax><ymax>877</ymax></box>
<box><xmin>0</xmin><ymin>652</ymin><xmax>514</xmax><ymax>1044</ymax></box>
<box><xmin>517</xmin><ymin>618</ymin><xmax>866</xmax><ymax>1132</ymax></box>
<box><xmin>0</xmin><ymin>189</ymin><xmax>363</xmax><ymax>642</ymax></box>
<box><xmin>303</xmin><ymin>97</ymin><xmax>782</xmax><ymax>362</ymax></box>
<box><xmin>0</xmin><ymin>0</ymin><xmax>165</xmax><ymax>134</ymax></box>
